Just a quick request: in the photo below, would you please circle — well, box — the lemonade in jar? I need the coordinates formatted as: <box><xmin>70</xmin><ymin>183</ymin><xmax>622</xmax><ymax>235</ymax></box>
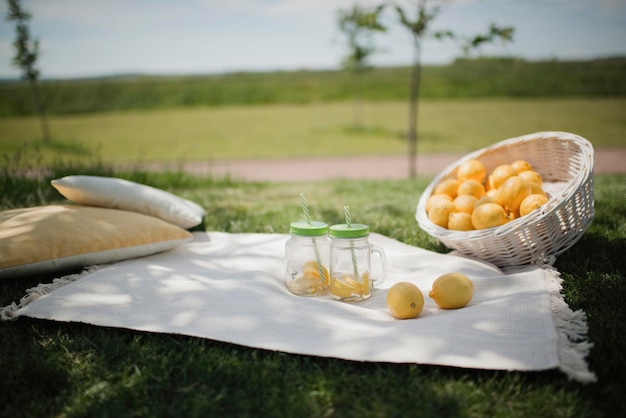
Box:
<box><xmin>284</xmin><ymin>221</ymin><xmax>330</xmax><ymax>297</ymax></box>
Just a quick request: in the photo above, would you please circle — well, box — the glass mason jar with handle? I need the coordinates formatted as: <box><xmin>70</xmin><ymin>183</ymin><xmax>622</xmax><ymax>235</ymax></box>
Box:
<box><xmin>329</xmin><ymin>223</ymin><xmax>387</xmax><ymax>302</ymax></box>
<box><xmin>284</xmin><ymin>221</ymin><xmax>330</xmax><ymax>297</ymax></box>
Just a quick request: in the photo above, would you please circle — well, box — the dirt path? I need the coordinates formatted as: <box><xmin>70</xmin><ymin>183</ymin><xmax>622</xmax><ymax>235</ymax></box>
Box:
<box><xmin>136</xmin><ymin>148</ymin><xmax>626</xmax><ymax>182</ymax></box>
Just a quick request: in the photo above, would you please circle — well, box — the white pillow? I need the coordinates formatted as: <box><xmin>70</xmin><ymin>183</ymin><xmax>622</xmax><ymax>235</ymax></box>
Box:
<box><xmin>51</xmin><ymin>175</ymin><xmax>206</xmax><ymax>229</ymax></box>
<box><xmin>0</xmin><ymin>205</ymin><xmax>193</xmax><ymax>280</ymax></box>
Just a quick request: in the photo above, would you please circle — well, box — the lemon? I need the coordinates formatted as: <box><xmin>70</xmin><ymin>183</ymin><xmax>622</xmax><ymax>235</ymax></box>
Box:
<box><xmin>457</xmin><ymin>159</ymin><xmax>486</xmax><ymax>183</ymax></box>
<box><xmin>518</xmin><ymin>170</ymin><xmax>543</xmax><ymax>187</ymax></box>
<box><xmin>496</xmin><ymin>176</ymin><xmax>532</xmax><ymax>213</ymax></box>
<box><xmin>330</xmin><ymin>273</ymin><xmax>370</xmax><ymax>300</ymax></box>
<box><xmin>474</xmin><ymin>195</ymin><xmax>501</xmax><ymax>210</ymax></box>
<box><xmin>386</xmin><ymin>282</ymin><xmax>424</xmax><ymax>319</ymax></box>
<box><xmin>429</xmin><ymin>272</ymin><xmax>474</xmax><ymax>309</ymax></box>
<box><xmin>428</xmin><ymin>199</ymin><xmax>455</xmax><ymax>228</ymax></box>
<box><xmin>471</xmin><ymin>202</ymin><xmax>508</xmax><ymax>230</ymax></box>
<box><xmin>288</xmin><ymin>261</ymin><xmax>330</xmax><ymax>295</ymax></box>
<box><xmin>528</xmin><ymin>181</ymin><xmax>547</xmax><ymax>197</ymax></box>
<box><xmin>519</xmin><ymin>193</ymin><xmax>549</xmax><ymax>216</ymax></box>
<box><xmin>434</xmin><ymin>178</ymin><xmax>460</xmax><ymax>199</ymax></box>
<box><xmin>448</xmin><ymin>212</ymin><xmax>474</xmax><ymax>231</ymax></box>
<box><xmin>506</xmin><ymin>210</ymin><xmax>520</xmax><ymax>222</ymax></box>
<box><xmin>485</xmin><ymin>188</ymin><xmax>499</xmax><ymax>199</ymax></box>
<box><xmin>426</xmin><ymin>193</ymin><xmax>453</xmax><ymax>213</ymax></box>
<box><xmin>303</xmin><ymin>260</ymin><xmax>329</xmax><ymax>286</ymax></box>
<box><xmin>511</xmin><ymin>159</ymin><xmax>533</xmax><ymax>174</ymax></box>
<box><xmin>457</xmin><ymin>179</ymin><xmax>486</xmax><ymax>199</ymax></box>
<box><xmin>488</xmin><ymin>164</ymin><xmax>517</xmax><ymax>190</ymax></box>
<box><xmin>453</xmin><ymin>194</ymin><xmax>478</xmax><ymax>215</ymax></box>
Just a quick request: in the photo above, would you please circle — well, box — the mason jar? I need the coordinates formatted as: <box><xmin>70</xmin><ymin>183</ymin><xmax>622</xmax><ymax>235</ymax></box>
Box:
<box><xmin>284</xmin><ymin>221</ymin><xmax>330</xmax><ymax>297</ymax></box>
<box><xmin>329</xmin><ymin>223</ymin><xmax>387</xmax><ymax>302</ymax></box>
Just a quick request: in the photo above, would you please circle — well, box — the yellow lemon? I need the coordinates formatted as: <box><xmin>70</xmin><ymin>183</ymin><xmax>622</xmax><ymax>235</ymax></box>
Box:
<box><xmin>448</xmin><ymin>212</ymin><xmax>474</xmax><ymax>231</ymax></box>
<box><xmin>386</xmin><ymin>282</ymin><xmax>424</xmax><ymax>319</ymax></box>
<box><xmin>488</xmin><ymin>164</ymin><xmax>517</xmax><ymax>190</ymax></box>
<box><xmin>457</xmin><ymin>159</ymin><xmax>487</xmax><ymax>183</ymax></box>
<box><xmin>303</xmin><ymin>261</ymin><xmax>329</xmax><ymax>286</ymax></box>
<box><xmin>330</xmin><ymin>273</ymin><xmax>369</xmax><ymax>299</ymax></box>
<box><xmin>457</xmin><ymin>179</ymin><xmax>486</xmax><ymax>199</ymax></box>
<box><xmin>511</xmin><ymin>159</ymin><xmax>533</xmax><ymax>174</ymax></box>
<box><xmin>485</xmin><ymin>188</ymin><xmax>499</xmax><ymax>199</ymax></box>
<box><xmin>428</xmin><ymin>199</ymin><xmax>455</xmax><ymax>228</ymax></box>
<box><xmin>453</xmin><ymin>194</ymin><xmax>478</xmax><ymax>215</ymax></box>
<box><xmin>434</xmin><ymin>178</ymin><xmax>460</xmax><ymax>199</ymax></box>
<box><xmin>518</xmin><ymin>170</ymin><xmax>543</xmax><ymax>187</ymax></box>
<box><xmin>528</xmin><ymin>181</ymin><xmax>547</xmax><ymax>197</ymax></box>
<box><xmin>506</xmin><ymin>210</ymin><xmax>520</xmax><ymax>222</ymax></box>
<box><xmin>474</xmin><ymin>195</ymin><xmax>501</xmax><ymax>210</ymax></box>
<box><xmin>471</xmin><ymin>202</ymin><xmax>508</xmax><ymax>230</ymax></box>
<box><xmin>519</xmin><ymin>194</ymin><xmax>549</xmax><ymax>216</ymax></box>
<box><xmin>496</xmin><ymin>176</ymin><xmax>532</xmax><ymax>213</ymax></box>
<box><xmin>290</xmin><ymin>261</ymin><xmax>330</xmax><ymax>295</ymax></box>
<box><xmin>426</xmin><ymin>193</ymin><xmax>453</xmax><ymax>213</ymax></box>
<box><xmin>429</xmin><ymin>272</ymin><xmax>474</xmax><ymax>309</ymax></box>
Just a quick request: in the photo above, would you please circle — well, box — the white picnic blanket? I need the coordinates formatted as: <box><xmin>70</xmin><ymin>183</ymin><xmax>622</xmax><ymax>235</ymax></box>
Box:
<box><xmin>1</xmin><ymin>232</ymin><xmax>595</xmax><ymax>382</ymax></box>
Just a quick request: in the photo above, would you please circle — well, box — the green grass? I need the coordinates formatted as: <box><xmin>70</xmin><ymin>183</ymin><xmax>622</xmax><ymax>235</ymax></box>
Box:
<box><xmin>2</xmin><ymin>98</ymin><xmax>625</xmax><ymax>165</ymax></box>
<box><xmin>1</xmin><ymin>157</ymin><xmax>625</xmax><ymax>417</ymax></box>
<box><xmin>1</xmin><ymin>57</ymin><xmax>624</xmax><ymax>116</ymax></box>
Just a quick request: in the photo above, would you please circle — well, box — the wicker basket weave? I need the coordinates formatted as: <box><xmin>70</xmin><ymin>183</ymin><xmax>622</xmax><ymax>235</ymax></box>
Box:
<box><xmin>416</xmin><ymin>131</ymin><xmax>595</xmax><ymax>268</ymax></box>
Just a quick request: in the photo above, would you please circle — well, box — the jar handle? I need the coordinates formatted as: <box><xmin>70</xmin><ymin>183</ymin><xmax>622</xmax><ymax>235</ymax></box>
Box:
<box><xmin>371</xmin><ymin>244</ymin><xmax>387</xmax><ymax>285</ymax></box>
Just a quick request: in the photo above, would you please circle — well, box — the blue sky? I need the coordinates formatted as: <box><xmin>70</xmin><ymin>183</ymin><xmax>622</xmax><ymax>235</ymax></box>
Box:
<box><xmin>1</xmin><ymin>0</ymin><xmax>625</xmax><ymax>79</ymax></box>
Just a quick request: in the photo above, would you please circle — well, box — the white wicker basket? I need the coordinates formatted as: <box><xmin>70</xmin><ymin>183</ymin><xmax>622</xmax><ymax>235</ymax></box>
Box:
<box><xmin>416</xmin><ymin>131</ymin><xmax>595</xmax><ymax>268</ymax></box>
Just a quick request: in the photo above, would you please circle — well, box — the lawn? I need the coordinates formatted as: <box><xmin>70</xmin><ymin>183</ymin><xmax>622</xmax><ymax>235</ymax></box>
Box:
<box><xmin>1</xmin><ymin>98</ymin><xmax>625</xmax><ymax>165</ymax></box>
<box><xmin>1</xmin><ymin>160</ymin><xmax>625</xmax><ymax>417</ymax></box>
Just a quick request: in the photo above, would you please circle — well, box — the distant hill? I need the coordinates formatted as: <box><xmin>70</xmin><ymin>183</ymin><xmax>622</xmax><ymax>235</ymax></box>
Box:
<box><xmin>1</xmin><ymin>57</ymin><xmax>624</xmax><ymax>117</ymax></box>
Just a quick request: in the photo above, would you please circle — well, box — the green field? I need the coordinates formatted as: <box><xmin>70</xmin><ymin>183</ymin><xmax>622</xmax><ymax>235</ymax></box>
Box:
<box><xmin>3</xmin><ymin>57</ymin><xmax>624</xmax><ymax>166</ymax></box>
<box><xmin>1</xmin><ymin>58</ymin><xmax>625</xmax><ymax>116</ymax></box>
<box><xmin>2</xmin><ymin>98</ymin><xmax>625</xmax><ymax>165</ymax></box>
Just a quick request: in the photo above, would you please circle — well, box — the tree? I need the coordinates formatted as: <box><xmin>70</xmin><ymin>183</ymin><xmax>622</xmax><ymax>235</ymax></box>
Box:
<box><xmin>6</xmin><ymin>0</ymin><xmax>50</xmax><ymax>144</ymax></box>
<box><xmin>337</xmin><ymin>3</ymin><xmax>386</xmax><ymax>128</ymax></box>
<box><xmin>394</xmin><ymin>0</ymin><xmax>514</xmax><ymax>178</ymax></box>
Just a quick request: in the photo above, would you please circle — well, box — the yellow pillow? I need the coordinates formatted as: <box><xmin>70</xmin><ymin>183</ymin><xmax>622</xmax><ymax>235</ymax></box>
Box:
<box><xmin>0</xmin><ymin>205</ymin><xmax>193</xmax><ymax>279</ymax></box>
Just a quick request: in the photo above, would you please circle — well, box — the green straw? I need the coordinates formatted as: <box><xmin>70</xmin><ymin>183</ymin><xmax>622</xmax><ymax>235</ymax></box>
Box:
<box><xmin>299</xmin><ymin>192</ymin><xmax>311</xmax><ymax>224</ymax></box>
<box><xmin>299</xmin><ymin>193</ymin><xmax>326</xmax><ymax>284</ymax></box>
<box><xmin>344</xmin><ymin>205</ymin><xmax>359</xmax><ymax>278</ymax></box>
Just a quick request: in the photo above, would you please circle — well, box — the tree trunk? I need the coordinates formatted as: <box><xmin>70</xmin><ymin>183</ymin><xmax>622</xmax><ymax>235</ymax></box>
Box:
<box><xmin>407</xmin><ymin>36</ymin><xmax>421</xmax><ymax>178</ymax></box>
<box><xmin>29</xmin><ymin>79</ymin><xmax>51</xmax><ymax>144</ymax></box>
<box><xmin>353</xmin><ymin>71</ymin><xmax>364</xmax><ymax>129</ymax></box>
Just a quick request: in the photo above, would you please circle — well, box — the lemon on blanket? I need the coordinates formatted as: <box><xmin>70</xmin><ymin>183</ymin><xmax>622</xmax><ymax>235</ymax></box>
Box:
<box><xmin>429</xmin><ymin>272</ymin><xmax>474</xmax><ymax>309</ymax></box>
<box><xmin>386</xmin><ymin>282</ymin><xmax>424</xmax><ymax>319</ymax></box>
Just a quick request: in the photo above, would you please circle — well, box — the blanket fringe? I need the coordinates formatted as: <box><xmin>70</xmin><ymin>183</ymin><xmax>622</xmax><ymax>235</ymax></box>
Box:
<box><xmin>543</xmin><ymin>266</ymin><xmax>597</xmax><ymax>383</ymax></box>
<box><xmin>1</xmin><ymin>266</ymin><xmax>101</xmax><ymax>321</ymax></box>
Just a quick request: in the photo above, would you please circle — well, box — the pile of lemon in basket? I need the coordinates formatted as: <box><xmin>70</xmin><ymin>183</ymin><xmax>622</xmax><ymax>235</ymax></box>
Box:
<box><xmin>426</xmin><ymin>159</ymin><xmax>549</xmax><ymax>231</ymax></box>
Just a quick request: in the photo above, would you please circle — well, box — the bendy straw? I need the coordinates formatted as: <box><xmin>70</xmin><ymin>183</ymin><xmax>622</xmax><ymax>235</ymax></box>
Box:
<box><xmin>299</xmin><ymin>193</ymin><xmax>326</xmax><ymax>283</ymax></box>
<box><xmin>344</xmin><ymin>205</ymin><xmax>359</xmax><ymax>278</ymax></box>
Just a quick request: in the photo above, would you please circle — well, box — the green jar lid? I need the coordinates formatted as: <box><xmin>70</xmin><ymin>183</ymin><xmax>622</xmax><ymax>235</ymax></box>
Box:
<box><xmin>290</xmin><ymin>221</ymin><xmax>329</xmax><ymax>236</ymax></box>
<box><xmin>329</xmin><ymin>223</ymin><xmax>369</xmax><ymax>239</ymax></box>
